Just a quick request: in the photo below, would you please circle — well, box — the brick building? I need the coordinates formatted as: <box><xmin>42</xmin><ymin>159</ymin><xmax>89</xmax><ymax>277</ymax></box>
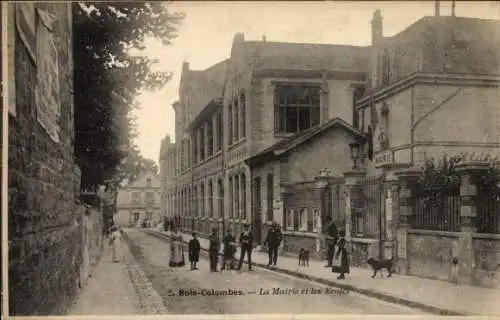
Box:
<box><xmin>116</xmin><ymin>170</ymin><xmax>162</xmax><ymax>228</ymax></box>
<box><xmin>159</xmin><ymin>33</ymin><xmax>371</xmax><ymax>240</ymax></box>
<box><xmin>6</xmin><ymin>2</ymin><xmax>83</xmax><ymax>315</ymax></box>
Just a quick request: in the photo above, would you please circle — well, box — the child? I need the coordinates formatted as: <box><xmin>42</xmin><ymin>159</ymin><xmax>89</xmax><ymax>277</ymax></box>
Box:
<box><xmin>188</xmin><ymin>232</ymin><xmax>201</xmax><ymax>270</ymax></box>
<box><xmin>222</xmin><ymin>229</ymin><xmax>235</xmax><ymax>271</ymax></box>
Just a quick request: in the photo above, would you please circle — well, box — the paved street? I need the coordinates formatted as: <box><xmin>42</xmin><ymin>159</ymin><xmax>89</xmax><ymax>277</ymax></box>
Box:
<box><xmin>125</xmin><ymin>229</ymin><xmax>426</xmax><ymax>314</ymax></box>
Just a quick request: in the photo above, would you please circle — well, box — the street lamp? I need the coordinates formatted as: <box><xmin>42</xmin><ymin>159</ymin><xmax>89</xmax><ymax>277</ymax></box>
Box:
<box><xmin>349</xmin><ymin>142</ymin><xmax>362</xmax><ymax>170</ymax></box>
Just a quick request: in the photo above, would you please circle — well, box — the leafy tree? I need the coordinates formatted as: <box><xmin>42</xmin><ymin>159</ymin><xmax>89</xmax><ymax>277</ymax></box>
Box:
<box><xmin>73</xmin><ymin>2</ymin><xmax>184</xmax><ymax>191</ymax></box>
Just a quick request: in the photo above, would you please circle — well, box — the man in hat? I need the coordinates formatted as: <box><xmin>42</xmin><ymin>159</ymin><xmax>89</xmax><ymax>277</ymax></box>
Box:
<box><xmin>208</xmin><ymin>228</ymin><xmax>220</xmax><ymax>272</ymax></box>
<box><xmin>324</xmin><ymin>217</ymin><xmax>338</xmax><ymax>268</ymax></box>
<box><xmin>237</xmin><ymin>223</ymin><xmax>254</xmax><ymax>271</ymax></box>
<box><xmin>188</xmin><ymin>232</ymin><xmax>201</xmax><ymax>270</ymax></box>
<box><xmin>264</xmin><ymin>222</ymin><xmax>283</xmax><ymax>266</ymax></box>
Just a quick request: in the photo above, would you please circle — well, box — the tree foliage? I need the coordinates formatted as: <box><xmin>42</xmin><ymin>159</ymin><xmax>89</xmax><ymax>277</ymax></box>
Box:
<box><xmin>73</xmin><ymin>2</ymin><xmax>184</xmax><ymax>191</ymax></box>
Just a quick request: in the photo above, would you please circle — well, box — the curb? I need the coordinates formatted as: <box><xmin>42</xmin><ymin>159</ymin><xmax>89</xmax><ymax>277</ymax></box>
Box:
<box><xmin>143</xmin><ymin>229</ymin><xmax>470</xmax><ymax>316</ymax></box>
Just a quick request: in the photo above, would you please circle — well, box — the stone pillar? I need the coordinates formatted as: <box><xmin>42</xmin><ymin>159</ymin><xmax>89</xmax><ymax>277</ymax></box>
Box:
<box><xmin>314</xmin><ymin>172</ymin><xmax>331</xmax><ymax>259</ymax></box>
<box><xmin>343</xmin><ymin>170</ymin><xmax>367</xmax><ymax>254</ymax></box>
<box><xmin>454</xmin><ymin>162</ymin><xmax>488</xmax><ymax>284</ymax></box>
<box><xmin>394</xmin><ymin>168</ymin><xmax>420</xmax><ymax>275</ymax></box>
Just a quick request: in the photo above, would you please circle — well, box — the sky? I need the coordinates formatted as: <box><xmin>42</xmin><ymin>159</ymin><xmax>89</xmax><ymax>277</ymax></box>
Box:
<box><xmin>132</xmin><ymin>1</ymin><xmax>500</xmax><ymax>164</ymax></box>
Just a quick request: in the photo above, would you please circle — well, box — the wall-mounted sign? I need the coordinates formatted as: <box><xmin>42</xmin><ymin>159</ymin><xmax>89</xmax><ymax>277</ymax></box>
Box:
<box><xmin>374</xmin><ymin>150</ymin><xmax>394</xmax><ymax>168</ymax></box>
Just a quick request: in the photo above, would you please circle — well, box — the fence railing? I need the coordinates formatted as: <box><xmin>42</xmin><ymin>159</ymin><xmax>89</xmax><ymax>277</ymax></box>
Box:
<box><xmin>476</xmin><ymin>187</ymin><xmax>500</xmax><ymax>234</ymax></box>
<box><xmin>412</xmin><ymin>191</ymin><xmax>460</xmax><ymax>232</ymax></box>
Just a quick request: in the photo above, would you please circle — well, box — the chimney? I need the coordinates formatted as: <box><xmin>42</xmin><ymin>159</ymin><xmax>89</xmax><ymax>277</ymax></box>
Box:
<box><xmin>262</xmin><ymin>35</ymin><xmax>266</xmax><ymax>42</ymax></box>
<box><xmin>451</xmin><ymin>0</ymin><xmax>456</xmax><ymax>17</ymax></box>
<box><xmin>434</xmin><ymin>1</ymin><xmax>440</xmax><ymax>16</ymax></box>
<box><xmin>371</xmin><ymin>10</ymin><xmax>383</xmax><ymax>46</ymax></box>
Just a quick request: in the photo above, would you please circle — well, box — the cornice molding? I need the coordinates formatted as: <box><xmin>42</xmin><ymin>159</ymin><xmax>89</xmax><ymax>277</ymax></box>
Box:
<box><xmin>253</xmin><ymin>68</ymin><xmax>366</xmax><ymax>82</ymax></box>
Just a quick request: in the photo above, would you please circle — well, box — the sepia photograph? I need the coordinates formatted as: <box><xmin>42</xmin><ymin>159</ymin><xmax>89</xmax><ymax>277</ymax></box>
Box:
<box><xmin>2</xmin><ymin>0</ymin><xmax>500</xmax><ymax>317</ymax></box>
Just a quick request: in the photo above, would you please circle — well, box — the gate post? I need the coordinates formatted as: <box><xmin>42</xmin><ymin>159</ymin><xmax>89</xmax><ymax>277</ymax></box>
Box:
<box><xmin>394</xmin><ymin>168</ymin><xmax>420</xmax><ymax>275</ymax></box>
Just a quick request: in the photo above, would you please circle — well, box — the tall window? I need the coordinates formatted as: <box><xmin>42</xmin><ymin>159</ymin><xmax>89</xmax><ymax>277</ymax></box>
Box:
<box><xmin>299</xmin><ymin>208</ymin><xmax>308</xmax><ymax>231</ymax></box>
<box><xmin>146</xmin><ymin>178</ymin><xmax>152</xmax><ymax>187</ymax></box>
<box><xmin>192</xmin><ymin>133</ymin><xmax>198</xmax><ymax>165</ymax></box>
<box><xmin>208</xmin><ymin>180</ymin><xmax>214</xmax><ymax>217</ymax></box>
<box><xmin>352</xmin><ymin>87</ymin><xmax>365</xmax><ymax>130</ymax></box>
<box><xmin>234</xmin><ymin>98</ymin><xmax>239</xmax><ymax>142</ymax></box>
<box><xmin>312</xmin><ymin>208</ymin><xmax>321</xmax><ymax>232</ymax></box>
<box><xmin>381</xmin><ymin>49</ymin><xmax>390</xmax><ymax>86</ymax></box>
<box><xmin>207</xmin><ymin>120</ymin><xmax>214</xmax><ymax>157</ymax></box>
<box><xmin>266</xmin><ymin>174</ymin><xmax>274</xmax><ymax>222</ymax></box>
<box><xmin>253</xmin><ymin>177</ymin><xmax>262</xmax><ymax>223</ymax></box>
<box><xmin>199</xmin><ymin>128</ymin><xmax>205</xmax><ymax>161</ymax></box>
<box><xmin>187</xmin><ymin>139</ymin><xmax>191</xmax><ymax>167</ymax></box>
<box><xmin>218</xmin><ymin>179</ymin><xmax>224</xmax><ymax>218</ymax></box>
<box><xmin>229</xmin><ymin>176</ymin><xmax>234</xmax><ymax>218</ymax></box>
<box><xmin>217</xmin><ymin>112</ymin><xmax>223</xmax><ymax>151</ymax></box>
<box><xmin>132</xmin><ymin>192</ymin><xmax>141</xmax><ymax>205</ymax></box>
<box><xmin>228</xmin><ymin>103</ymin><xmax>233</xmax><ymax>145</ymax></box>
<box><xmin>193</xmin><ymin>186</ymin><xmax>198</xmax><ymax>217</ymax></box>
<box><xmin>241</xmin><ymin>173</ymin><xmax>247</xmax><ymax>220</ymax></box>
<box><xmin>240</xmin><ymin>93</ymin><xmax>246</xmax><ymax>138</ymax></box>
<box><xmin>200</xmin><ymin>182</ymin><xmax>205</xmax><ymax>217</ymax></box>
<box><xmin>145</xmin><ymin>191</ymin><xmax>155</xmax><ymax>205</ymax></box>
<box><xmin>274</xmin><ymin>85</ymin><xmax>320</xmax><ymax>133</ymax></box>
<box><xmin>234</xmin><ymin>175</ymin><xmax>240</xmax><ymax>218</ymax></box>
<box><xmin>286</xmin><ymin>208</ymin><xmax>295</xmax><ymax>231</ymax></box>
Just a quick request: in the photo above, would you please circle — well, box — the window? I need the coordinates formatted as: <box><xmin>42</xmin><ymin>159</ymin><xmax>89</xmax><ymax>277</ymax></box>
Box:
<box><xmin>240</xmin><ymin>93</ymin><xmax>246</xmax><ymax>138</ymax></box>
<box><xmin>299</xmin><ymin>208</ymin><xmax>308</xmax><ymax>231</ymax></box>
<box><xmin>187</xmin><ymin>139</ymin><xmax>191</xmax><ymax>167</ymax></box>
<box><xmin>145</xmin><ymin>191</ymin><xmax>155</xmax><ymax>205</ymax></box>
<box><xmin>132</xmin><ymin>192</ymin><xmax>141</xmax><ymax>205</ymax></box>
<box><xmin>352</xmin><ymin>87</ymin><xmax>365</xmax><ymax>130</ymax></box>
<box><xmin>192</xmin><ymin>132</ymin><xmax>198</xmax><ymax>165</ymax></box>
<box><xmin>207</xmin><ymin>120</ymin><xmax>214</xmax><ymax>157</ymax></box>
<box><xmin>200</xmin><ymin>183</ymin><xmax>205</xmax><ymax>217</ymax></box>
<box><xmin>193</xmin><ymin>186</ymin><xmax>198</xmax><ymax>217</ymax></box>
<box><xmin>208</xmin><ymin>181</ymin><xmax>213</xmax><ymax>217</ymax></box>
<box><xmin>241</xmin><ymin>173</ymin><xmax>247</xmax><ymax>220</ymax></box>
<box><xmin>218</xmin><ymin>179</ymin><xmax>224</xmax><ymax>218</ymax></box>
<box><xmin>286</xmin><ymin>208</ymin><xmax>295</xmax><ymax>231</ymax></box>
<box><xmin>266</xmin><ymin>174</ymin><xmax>274</xmax><ymax>222</ymax></box>
<box><xmin>134</xmin><ymin>212</ymin><xmax>140</xmax><ymax>222</ymax></box>
<box><xmin>229</xmin><ymin>177</ymin><xmax>233</xmax><ymax>218</ymax></box>
<box><xmin>253</xmin><ymin>177</ymin><xmax>262</xmax><ymax>223</ymax></box>
<box><xmin>274</xmin><ymin>85</ymin><xmax>321</xmax><ymax>133</ymax></box>
<box><xmin>217</xmin><ymin>112</ymin><xmax>223</xmax><ymax>151</ymax></box>
<box><xmin>228</xmin><ymin>103</ymin><xmax>233</xmax><ymax>145</ymax></box>
<box><xmin>146</xmin><ymin>178</ymin><xmax>152</xmax><ymax>187</ymax></box>
<box><xmin>381</xmin><ymin>49</ymin><xmax>390</xmax><ymax>86</ymax></box>
<box><xmin>234</xmin><ymin>97</ymin><xmax>239</xmax><ymax>142</ymax></box>
<box><xmin>234</xmin><ymin>175</ymin><xmax>240</xmax><ymax>218</ymax></box>
<box><xmin>312</xmin><ymin>208</ymin><xmax>321</xmax><ymax>232</ymax></box>
<box><xmin>180</xmin><ymin>140</ymin><xmax>186</xmax><ymax>171</ymax></box>
<box><xmin>198</xmin><ymin>128</ymin><xmax>205</xmax><ymax>161</ymax></box>
<box><xmin>353</xmin><ymin>211</ymin><xmax>364</xmax><ymax>237</ymax></box>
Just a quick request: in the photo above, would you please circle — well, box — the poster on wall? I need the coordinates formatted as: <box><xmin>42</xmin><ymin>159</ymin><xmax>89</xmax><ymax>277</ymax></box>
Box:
<box><xmin>16</xmin><ymin>3</ymin><xmax>36</xmax><ymax>63</ymax></box>
<box><xmin>35</xmin><ymin>9</ymin><xmax>60</xmax><ymax>143</ymax></box>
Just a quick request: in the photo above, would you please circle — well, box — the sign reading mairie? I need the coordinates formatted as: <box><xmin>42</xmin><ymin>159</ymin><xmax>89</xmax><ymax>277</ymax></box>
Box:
<box><xmin>374</xmin><ymin>150</ymin><xmax>394</xmax><ymax>168</ymax></box>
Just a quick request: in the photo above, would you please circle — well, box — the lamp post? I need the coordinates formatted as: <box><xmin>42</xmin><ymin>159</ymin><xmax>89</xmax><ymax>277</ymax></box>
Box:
<box><xmin>349</xmin><ymin>142</ymin><xmax>362</xmax><ymax>170</ymax></box>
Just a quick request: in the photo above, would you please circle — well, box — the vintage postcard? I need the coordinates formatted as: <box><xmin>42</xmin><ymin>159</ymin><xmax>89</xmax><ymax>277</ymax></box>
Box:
<box><xmin>2</xmin><ymin>0</ymin><xmax>500</xmax><ymax>318</ymax></box>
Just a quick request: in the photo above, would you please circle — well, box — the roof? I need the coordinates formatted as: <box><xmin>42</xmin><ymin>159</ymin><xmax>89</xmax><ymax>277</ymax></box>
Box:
<box><xmin>245</xmin><ymin>117</ymin><xmax>366</xmax><ymax>167</ymax></box>
<box><xmin>245</xmin><ymin>41</ymin><xmax>370</xmax><ymax>72</ymax></box>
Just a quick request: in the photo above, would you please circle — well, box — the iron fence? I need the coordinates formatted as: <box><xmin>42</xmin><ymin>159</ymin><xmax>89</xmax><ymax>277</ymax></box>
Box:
<box><xmin>412</xmin><ymin>190</ymin><xmax>460</xmax><ymax>232</ymax></box>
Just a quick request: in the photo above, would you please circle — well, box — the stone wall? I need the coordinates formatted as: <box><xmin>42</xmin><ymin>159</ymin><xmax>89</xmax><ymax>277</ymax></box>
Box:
<box><xmin>8</xmin><ymin>3</ymin><xmax>79</xmax><ymax>315</ymax></box>
<box><xmin>282</xmin><ymin>231</ymin><xmax>317</xmax><ymax>256</ymax></box>
<box><xmin>472</xmin><ymin>234</ymin><xmax>500</xmax><ymax>288</ymax></box>
<box><xmin>406</xmin><ymin>230</ymin><xmax>459</xmax><ymax>282</ymax></box>
<box><xmin>351</xmin><ymin>238</ymin><xmax>380</xmax><ymax>268</ymax></box>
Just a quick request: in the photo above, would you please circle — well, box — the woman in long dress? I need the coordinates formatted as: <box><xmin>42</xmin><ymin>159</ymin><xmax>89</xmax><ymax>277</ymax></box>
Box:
<box><xmin>169</xmin><ymin>228</ymin><xmax>186</xmax><ymax>267</ymax></box>
<box><xmin>109</xmin><ymin>225</ymin><xmax>123</xmax><ymax>263</ymax></box>
<box><xmin>331</xmin><ymin>229</ymin><xmax>349</xmax><ymax>279</ymax></box>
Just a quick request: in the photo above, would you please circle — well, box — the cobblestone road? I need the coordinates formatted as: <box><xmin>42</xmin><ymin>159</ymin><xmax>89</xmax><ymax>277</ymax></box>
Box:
<box><xmin>126</xmin><ymin>229</ymin><xmax>426</xmax><ymax>315</ymax></box>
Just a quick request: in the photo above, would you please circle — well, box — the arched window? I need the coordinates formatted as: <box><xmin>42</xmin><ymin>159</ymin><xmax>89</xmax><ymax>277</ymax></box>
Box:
<box><xmin>381</xmin><ymin>49</ymin><xmax>390</xmax><ymax>86</ymax></box>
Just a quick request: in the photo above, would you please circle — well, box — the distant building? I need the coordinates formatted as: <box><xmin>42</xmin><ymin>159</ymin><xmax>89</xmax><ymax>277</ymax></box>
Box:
<box><xmin>116</xmin><ymin>171</ymin><xmax>162</xmax><ymax>227</ymax></box>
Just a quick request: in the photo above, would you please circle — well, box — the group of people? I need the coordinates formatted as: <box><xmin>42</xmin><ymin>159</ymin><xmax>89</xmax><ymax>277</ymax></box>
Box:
<box><xmin>167</xmin><ymin>217</ymin><xmax>350</xmax><ymax>280</ymax></box>
<box><xmin>168</xmin><ymin>223</ymin><xmax>258</xmax><ymax>272</ymax></box>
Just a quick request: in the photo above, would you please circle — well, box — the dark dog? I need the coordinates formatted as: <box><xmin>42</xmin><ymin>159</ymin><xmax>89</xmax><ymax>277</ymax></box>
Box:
<box><xmin>298</xmin><ymin>248</ymin><xmax>310</xmax><ymax>266</ymax></box>
<box><xmin>366</xmin><ymin>257</ymin><xmax>394</xmax><ymax>278</ymax></box>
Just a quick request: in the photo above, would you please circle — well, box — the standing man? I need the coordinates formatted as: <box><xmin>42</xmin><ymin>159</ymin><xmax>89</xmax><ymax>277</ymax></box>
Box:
<box><xmin>264</xmin><ymin>222</ymin><xmax>283</xmax><ymax>266</ymax></box>
<box><xmin>208</xmin><ymin>228</ymin><xmax>220</xmax><ymax>272</ymax></box>
<box><xmin>237</xmin><ymin>223</ymin><xmax>254</xmax><ymax>271</ymax></box>
<box><xmin>188</xmin><ymin>232</ymin><xmax>201</xmax><ymax>270</ymax></box>
<box><xmin>324</xmin><ymin>217</ymin><xmax>339</xmax><ymax>268</ymax></box>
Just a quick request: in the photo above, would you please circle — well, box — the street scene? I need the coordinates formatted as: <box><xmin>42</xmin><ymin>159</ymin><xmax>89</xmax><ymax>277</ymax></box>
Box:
<box><xmin>4</xmin><ymin>0</ymin><xmax>500</xmax><ymax>317</ymax></box>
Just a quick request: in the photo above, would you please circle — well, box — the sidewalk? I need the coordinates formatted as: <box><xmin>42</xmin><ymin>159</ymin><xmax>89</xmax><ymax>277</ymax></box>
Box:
<box><xmin>148</xmin><ymin>228</ymin><xmax>500</xmax><ymax>316</ymax></box>
<box><xmin>69</xmin><ymin>246</ymin><xmax>143</xmax><ymax>315</ymax></box>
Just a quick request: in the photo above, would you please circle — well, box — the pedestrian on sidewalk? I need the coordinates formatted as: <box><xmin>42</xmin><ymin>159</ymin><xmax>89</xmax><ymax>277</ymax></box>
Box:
<box><xmin>331</xmin><ymin>229</ymin><xmax>349</xmax><ymax>280</ymax></box>
<box><xmin>208</xmin><ymin>228</ymin><xmax>220</xmax><ymax>272</ymax></box>
<box><xmin>169</xmin><ymin>228</ymin><xmax>186</xmax><ymax>267</ymax></box>
<box><xmin>324</xmin><ymin>217</ymin><xmax>339</xmax><ymax>268</ymax></box>
<box><xmin>222</xmin><ymin>229</ymin><xmax>236</xmax><ymax>270</ymax></box>
<box><xmin>109</xmin><ymin>225</ymin><xmax>124</xmax><ymax>263</ymax></box>
<box><xmin>188</xmin><ymin>232</ymin><xmax>201</xmax><ymax>270</ymax></box>
<box><xmin>264</xmin><ymin>222</ymin><xmax>283</xmax><ymax>266</ymax></box>
<box><xmin>237</xmin><ymin>223</ymin><xmax>254</xmax><ymax>271</ymax></box>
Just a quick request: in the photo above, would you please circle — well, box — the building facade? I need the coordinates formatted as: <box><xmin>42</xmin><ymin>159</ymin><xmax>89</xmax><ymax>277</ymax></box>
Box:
<box><xmin>6</xmin><ymin>2</ymin><xmax>82</xmax><ymax>314</ymax></box>
<box><xmin>116</xmin><ymin>171</ymin><xmax>162</xmax><ymax>227</ymax></box>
